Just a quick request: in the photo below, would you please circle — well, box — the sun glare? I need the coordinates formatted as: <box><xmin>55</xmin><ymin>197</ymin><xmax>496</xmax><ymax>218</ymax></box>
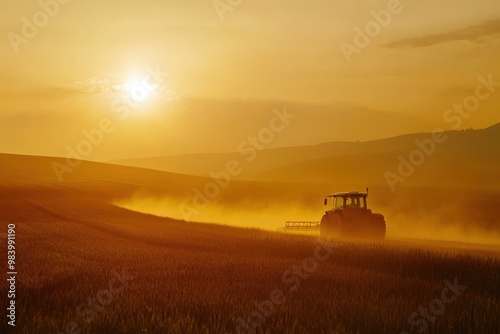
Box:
<box><xmin>122</xmin><ymin>78</ymin><xmax>154</xmax><ymax>103</ymax></box>
<box><xmin>114</xmin><ymin>67</ymin><xmax>168</xmax><ymax>107</ymax></box>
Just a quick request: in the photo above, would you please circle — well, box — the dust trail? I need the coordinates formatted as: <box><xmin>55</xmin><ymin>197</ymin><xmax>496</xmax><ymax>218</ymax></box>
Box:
<box><xmin>114</xmin><ymin>194</ymin><xmax>320</xmax><ymax>231</ymax></box>
<box><xmin>114</xmin><ymin>191</ymin><xmax>500</xmax><ymax>246</ymax></box>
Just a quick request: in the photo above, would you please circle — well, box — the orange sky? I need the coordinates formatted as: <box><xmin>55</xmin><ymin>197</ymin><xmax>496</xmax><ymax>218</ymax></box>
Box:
<box><xmin>1</xmin><ymin>0</ymin><xmax>499</xmax><ymax>159</ymax></box>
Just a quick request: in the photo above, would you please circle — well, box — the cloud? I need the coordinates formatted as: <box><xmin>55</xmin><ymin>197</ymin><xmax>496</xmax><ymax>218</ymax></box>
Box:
<box><xmin>72</xmin><ymin>76</ymin><xmax>114</xmax><ymax>93</ymax></box>
<box><xmin>384</xmin><ymin>19</ymin><xmax>500</xmax><ymax>49</ymax></box>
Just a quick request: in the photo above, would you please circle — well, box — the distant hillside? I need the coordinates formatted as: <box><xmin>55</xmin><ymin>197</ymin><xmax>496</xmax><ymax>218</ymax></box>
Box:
<box><xmin>246</xmin><ymin>123</ymin><xmax>500</xmax><ymax>188</ymax></box>
<box><xmin>111</xmin><ymin>123</ymin><xmax>500</xmax><ymax>189</ymax></box>
<box><xmin>111</xmin><ymin>132</ymin><xmax>437</xmax><ymax>177</ymax></box>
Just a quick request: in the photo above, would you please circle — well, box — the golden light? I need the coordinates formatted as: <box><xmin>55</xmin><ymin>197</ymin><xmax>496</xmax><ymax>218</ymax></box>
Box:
<box><xmin>120</xmin><ymin>78</ymin><xmax>155</xmax><ymax>103</ymax></box>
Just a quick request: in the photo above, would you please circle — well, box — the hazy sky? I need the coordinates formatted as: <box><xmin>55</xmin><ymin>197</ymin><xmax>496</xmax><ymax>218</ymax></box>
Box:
<box><xmin>1</xmin><ymin>0</ymin><xmax>500</xmax><ymax>159</ymax></box>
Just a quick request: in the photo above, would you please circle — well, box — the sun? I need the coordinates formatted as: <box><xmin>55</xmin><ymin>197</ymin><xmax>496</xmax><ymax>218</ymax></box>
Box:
<box><xmin>115</xmin><ymin>68</ymin><xmax>167</xmax><ymax>105</ymax></box>
<box><xmin>121</xmin><ymin>78</ymin><xmax>155</xmax><ymax>103</ymax></box>
<box><xmin>112</xmin><ymin>66</ymin><xmax>175</xmax><ymax>114</ymax></box>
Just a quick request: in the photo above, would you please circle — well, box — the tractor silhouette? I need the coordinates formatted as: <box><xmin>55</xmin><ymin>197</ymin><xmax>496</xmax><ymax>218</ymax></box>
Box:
<box><xmin>320</xmin><ymin>189</ymin><xmax>386</xmax><ymax>239</ymax></box>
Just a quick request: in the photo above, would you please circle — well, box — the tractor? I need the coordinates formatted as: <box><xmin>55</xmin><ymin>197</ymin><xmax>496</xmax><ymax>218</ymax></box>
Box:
<box><xmin>320</xmin><ymin>189</ymin><xmax>386</xmax><ymax>239</ymax></box>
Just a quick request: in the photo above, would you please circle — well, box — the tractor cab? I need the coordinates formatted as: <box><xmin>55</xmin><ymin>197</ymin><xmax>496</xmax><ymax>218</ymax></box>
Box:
<box><xmin>334</xmin><ymin>193</ymin><xmax>367</xmax><ymax>210</ymax></box>
<box><xmin>324</xmin><ymin>190</ymin><xmax>369</xmax><ymax>211</ymax></box>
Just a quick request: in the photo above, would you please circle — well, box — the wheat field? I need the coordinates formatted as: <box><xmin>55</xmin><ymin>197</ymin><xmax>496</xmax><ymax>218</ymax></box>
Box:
<box><xmin>1</xmin><ymin>196</ymin><xmax>499</xmax><ymax>333</ymax></box>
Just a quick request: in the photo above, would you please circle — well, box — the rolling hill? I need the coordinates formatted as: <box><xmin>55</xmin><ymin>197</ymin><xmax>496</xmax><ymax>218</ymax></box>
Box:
<box><xmin>111</xmin><ymin>123</ymin><xmax>500</xmax><ymax>188</ymax></box>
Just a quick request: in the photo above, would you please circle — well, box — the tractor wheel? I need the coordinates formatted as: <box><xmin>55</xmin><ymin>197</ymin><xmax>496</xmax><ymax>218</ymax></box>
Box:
<box><xmin>370</xmin><ymin>215</ymin><xmax>386</xmax><ymax>240</ymax></box>
<box><xmin>320</xmin><ymin>214</ymin><xmax>332</xmax><ymax>240</ymax></box>
<box><xmin>331</xmin><ymin>215</ymin><xmax>342</xmax><ymax>239</ymax></box>
<box><xmin>320</xmin><ymin>214</ymin><xmax>342</xmax><ymax>240</ymax></box>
